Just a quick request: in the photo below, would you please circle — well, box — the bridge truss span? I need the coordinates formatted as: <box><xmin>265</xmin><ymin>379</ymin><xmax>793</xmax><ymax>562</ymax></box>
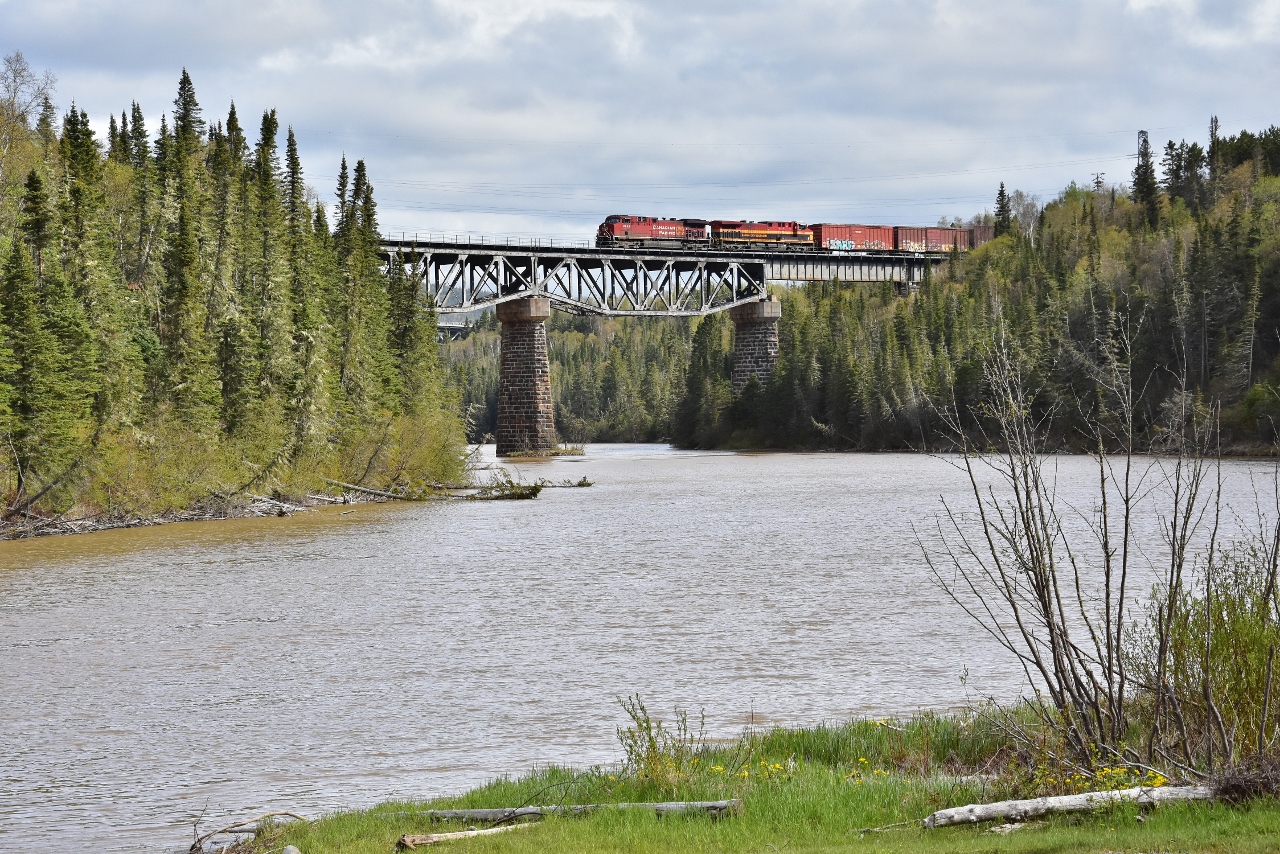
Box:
<box><xmin>380</xmin><ymin>237</ymin><xmax>945</xmax><ymax>317</ymax></box>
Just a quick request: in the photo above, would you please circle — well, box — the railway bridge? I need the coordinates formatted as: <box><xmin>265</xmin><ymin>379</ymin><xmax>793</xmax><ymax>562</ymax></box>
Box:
<box><xmin>381</xmin><ymin>236</ymin><xmax>947</xmax><ymax>456</ymax></box>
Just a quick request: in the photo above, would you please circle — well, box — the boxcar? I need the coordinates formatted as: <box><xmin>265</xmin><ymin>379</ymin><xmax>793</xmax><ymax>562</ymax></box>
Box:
<box><xmin>926</xmin><ymin>227</ymin><xmax>969</xmax><ymax>252</ymax></box>
<box><xmin>711</xmin><ymin>220</ymin><xmax>814</xmax><ymax>249</ymax></box>
<box><xmin>810</xmin><ymin>224</ymin><xmax>895</xmax><ymax>251</ymax></box>
<box><xmin>895</xmin><ymin>227</ymin><xmax>928</xmax><ymax>252</ymax></box>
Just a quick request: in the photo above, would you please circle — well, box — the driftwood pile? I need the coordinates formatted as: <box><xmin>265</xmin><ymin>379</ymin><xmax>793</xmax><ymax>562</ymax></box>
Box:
<box><xmin>1</xmin><ymin>469</ymin><xmax>579</xmax><ymax>540</ymax></box>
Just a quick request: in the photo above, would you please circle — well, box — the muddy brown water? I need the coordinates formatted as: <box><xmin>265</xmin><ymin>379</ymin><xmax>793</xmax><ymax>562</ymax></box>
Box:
<box><xmin>1</xmin><ymin>446</ymin><xmax>1274</xmax><ymax>851</ymax></box>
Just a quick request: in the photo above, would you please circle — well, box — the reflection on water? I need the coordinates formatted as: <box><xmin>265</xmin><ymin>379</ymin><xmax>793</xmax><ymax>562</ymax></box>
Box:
<box><xmin>0</xmin><ymin>446</ymin><xmax>1274</xmax><ymax>851</ymax></box>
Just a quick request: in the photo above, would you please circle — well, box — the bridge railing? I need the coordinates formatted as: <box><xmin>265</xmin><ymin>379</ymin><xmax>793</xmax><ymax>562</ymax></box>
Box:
<box><xmin>384</xmin><ymin>232</ymin><xmax>594</xmax><ymax>250</ymax></box>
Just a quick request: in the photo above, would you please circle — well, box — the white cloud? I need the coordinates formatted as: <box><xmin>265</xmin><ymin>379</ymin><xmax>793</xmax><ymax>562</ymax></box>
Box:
<box><xmin>1127</xmin><ymin>0</ymin><xmax>1280</xmax><ymax>47</ymax></box>
<box><xmin>1</xmin><ymin>0</ymin><xmax>1276</xmax><ymax>238</ymax></box>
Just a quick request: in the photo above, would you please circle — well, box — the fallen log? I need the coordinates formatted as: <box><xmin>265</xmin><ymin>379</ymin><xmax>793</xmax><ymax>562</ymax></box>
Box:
<box><xmin>397</xmin><ymin>823</ymin><xmax>534</xmax><ymax>849</ymax></box>
<box><xmin>418</xmin><ymin>799</ymin><xmax>743</xmax><ymax>823</ymax></box>
<box><xmin>922</xmin><ymin>785</ymin><xmax>1215</xmax><ymax>828</ymax></box>
<box><xmin>321</xmin><ymin>478</ymin><xmax>406</xmax><ymax>501</ymax></box>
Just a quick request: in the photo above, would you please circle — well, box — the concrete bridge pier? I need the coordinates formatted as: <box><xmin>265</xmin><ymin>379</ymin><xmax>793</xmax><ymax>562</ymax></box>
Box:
<box><xmin>729</xmin><ymin>296</ymin><xmax>782</xmax><ymax>392</ymax></box>
<box><xmin>496</xmin><ymin>297</ymin><xmax>557</xmax><ymax>456</ymax></box>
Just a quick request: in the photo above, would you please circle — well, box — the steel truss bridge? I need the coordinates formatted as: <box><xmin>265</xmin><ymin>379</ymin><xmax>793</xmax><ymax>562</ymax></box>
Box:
<box><xmin>380</xmin><ymin>237</ymin><xmax>947</xmax><ymax>317</ymax></box>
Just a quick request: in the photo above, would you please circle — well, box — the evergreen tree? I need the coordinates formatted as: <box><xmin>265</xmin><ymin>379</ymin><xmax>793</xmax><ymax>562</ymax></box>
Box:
<box><xmin>246</xmin><ymin>108</ymin><xmax>292</xmax><ymax>399</ymax></box>
<box><xmin>107</xmin><ymin>113</ymin><xmax>123</xmax><ymax>162</ymax></box>
<box><xmin>283</xmin><ymin>126</ymin><xmax>329</xmax><ymax>451</ymax></box>
<box><xmin>128</xmin><ymin>101</ymin><xmax>148</xmax><ymax>168</ymax></box>
<box><xmin>1132</xmin><ymin>130</ymin><xmax>1159</xmax><ymax>229</ymax></box>
<box><xmin>225</xmin><ymin>101</ymin><xmax>247</xmax><ymax>167</ymax></box>
<box><xmin>162</xmin><ymin>196</ymin><xmax>221</xmax><ymax>429</ymax></box>
<box><xmin>19</xmin><ymin>169</ymin><xmax>52</xmax><ymax>266</ymax></box>
<box><xmin>994</xmin><ymin>183</ymin><xmax>1012</xmax><ymax>237</ymax></box>
<box><xmin>173</xmin><ymin>69</ymin><xmax>204</xmax><ymax>154</ymax></box>
<box><xmin>333</xmin><ymin>158</ymin><xmax>397</xmax><ymax>418</ymax></box>
<box><xmin>35</xmin><ymin>95</ymin><xmax>56</xmax><ymax>151</ymax></box>
<box><xmin>0</xmin><ymin>238</ymin><xmax>90</xmax><ymax>496</ymax></box>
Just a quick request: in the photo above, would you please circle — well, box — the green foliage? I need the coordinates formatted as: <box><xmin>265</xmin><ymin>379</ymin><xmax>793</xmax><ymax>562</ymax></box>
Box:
<box><xmin>616</xmin><ymin>694</ymin><xmax>708</xmax><ymax>795</ymax></box>
<box><xmin>1130</xmin><ymin>541</ymin><xmax>1280</xmax><ymax>765</ymax></box>
<box><xmin>0</xmin><ymin>67</ymin><xmax>466</xmax><ymax>525</ymax></box>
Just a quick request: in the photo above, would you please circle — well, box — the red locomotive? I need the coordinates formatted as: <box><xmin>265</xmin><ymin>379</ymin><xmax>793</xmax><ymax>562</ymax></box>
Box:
<box><xmin>596</xmin><ymin>215</ymin><xmax>708</xmax><ymax>248</ymax></box>
<box><xmin>596</xmin><ymin>215</ymin><xmax>994</xmax><ymax>253</ymax></box>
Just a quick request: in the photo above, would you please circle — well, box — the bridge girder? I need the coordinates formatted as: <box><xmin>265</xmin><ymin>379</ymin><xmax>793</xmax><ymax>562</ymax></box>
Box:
<box><xmin>380</xmin><ymin>238</ymin><xmax>945</xmax><ymax>317</ymax></box>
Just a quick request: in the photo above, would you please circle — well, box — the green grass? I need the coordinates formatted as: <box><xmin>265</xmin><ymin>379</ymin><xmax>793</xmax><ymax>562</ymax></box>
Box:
<box><xmin>238</xmin><ymin>715</ymin><xmax>1280</xmax><ymax>854</ymax></box>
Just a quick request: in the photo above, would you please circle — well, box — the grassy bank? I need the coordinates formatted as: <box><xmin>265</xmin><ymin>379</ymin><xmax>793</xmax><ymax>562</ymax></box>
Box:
<box><xmin>224</xmin><ymin>709</ymin><xmax>1280</xmax><ymax>854</ymax></box>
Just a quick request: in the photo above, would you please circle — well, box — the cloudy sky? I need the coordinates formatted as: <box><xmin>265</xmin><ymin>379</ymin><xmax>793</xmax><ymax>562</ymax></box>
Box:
<box><xmin>3</xmin><ymin>0</ymin><xmax>1277</xmax><ymax>242</ymax></box>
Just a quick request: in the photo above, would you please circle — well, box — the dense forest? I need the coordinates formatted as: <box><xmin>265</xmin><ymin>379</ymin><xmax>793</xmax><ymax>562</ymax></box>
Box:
<box><xmin>0</xmin><ymin>54</ymin><xmax>464</xmax><ymax>526</ymax></box>
<box><xmin>4</xmin><ymin>48</ymin><xmax>1279</xmax><ymax>532</ymax></box>
<box><xmin>450</xmin><ymin>120</ymin><xmax>1280</xmax><ymax>453</ymax></box>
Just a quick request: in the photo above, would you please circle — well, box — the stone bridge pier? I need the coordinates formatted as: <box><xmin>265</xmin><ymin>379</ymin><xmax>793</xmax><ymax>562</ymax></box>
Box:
<box><xmin>729</xmin><ymin>296</ymin><xmax>782</xmax><ymax>392</ymax></box>
<box><xmin>496</xmin><ymin>297</ymin><xmax>557</xmax><ymax>456</ymax></box>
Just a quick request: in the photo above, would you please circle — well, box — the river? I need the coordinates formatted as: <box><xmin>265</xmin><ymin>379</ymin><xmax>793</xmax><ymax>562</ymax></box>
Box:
<box><xmin>1</xmin><ymin>446</ymin><xmax>1274</xmax><ymax>851</ymax></box>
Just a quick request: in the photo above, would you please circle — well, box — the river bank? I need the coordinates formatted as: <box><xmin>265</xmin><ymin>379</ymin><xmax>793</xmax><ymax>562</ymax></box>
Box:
<box><xmin>0</xmin><ymin>463</ymin><xmax>556</xmax><ymax>540</ymax></box>
<box><xmin>217</xmin><ymin>712</ymin><xmax>1280</xmax><ymax>854</ymax></box>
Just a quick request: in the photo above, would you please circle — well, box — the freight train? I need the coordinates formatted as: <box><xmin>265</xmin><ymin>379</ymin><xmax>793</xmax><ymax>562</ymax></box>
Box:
<box><xmin>595</xmin><ymin>214</ymin><xmax>994</xmax><ymax>253</ymax></box>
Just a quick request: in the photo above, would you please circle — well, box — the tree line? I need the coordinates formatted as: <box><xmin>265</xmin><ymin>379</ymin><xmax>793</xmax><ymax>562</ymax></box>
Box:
<box><xmin>673</xmin><ymin>118</ymin><xmax>1280</xmax><ymax>451</ymax></box>
<box><xmin>0</xmin><ymin>53</ymin><xmax>463</xmax><ymax>523</ymax></box>
<box><xmin>449</xmin><ymin>116</ymin><xmax>1280</xmax><ymax>454</ymax></box>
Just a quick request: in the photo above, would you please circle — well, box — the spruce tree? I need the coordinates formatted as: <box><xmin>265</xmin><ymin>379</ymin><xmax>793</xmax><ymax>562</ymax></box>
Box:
<box><xmin>386</xmin><ymin>250</ymin><xmax>440</xmax><ymax>413</ymax></box>
<box><xmin>128</xmin><ymin>101</ymin><xmax>148</xmax><ymax>168</ymax></box>
<box><xmin>173</xmin><ymin>69</ymin><xmax>205</xmax><ymax>154</ymax></box>
<box><xmin>19</xmin><ymin>169</ymin><xmax>52</xmax><ymax>268</ymax></box>
<box><xmin>35</xmin><ymin>95</ymin><xmax>56</xmax><ymax>151</ymax></box>
<box><xmin>333</xmin><ymin>159</ymin><xmax>397</xmax><ymax>417</ymax></box>
<box><xmin>223</xmin><ymin>103</ymin><xmax>245</xmax><ymax>167</ymax></box>
<box><xmin>1132</xmin><ymin>130</ymin><xmax>1159</xmax><ymax>229</ymax></box>
<box><xmin>994</xmin><ymin>183</ymin><xmax>1012</xmax><ymax>237</ymax></box>
<box><xmin>107</xmin><ymin>114</ymin><xmax>123</xmax><ymax>162</ymax></box>
<box><xmin>0</xmin><ymin>239</ymin><xmax>87</xmax><ymax>495</ymax></box>
<box><xmin>245</xmin><ymin>109</ymin><xmax>293</xmax><ymax>399</ymax></box>
<box><xmin>283</xmin><ymin>126</ymin><xmax>329</xmax><ymax>451</ymax></box>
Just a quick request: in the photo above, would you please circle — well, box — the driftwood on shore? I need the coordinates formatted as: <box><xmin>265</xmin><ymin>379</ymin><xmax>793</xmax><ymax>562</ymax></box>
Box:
<box><xmin>922</xmin><ymin>785</ymin><xmax>1215</xmax><ymax>828</ymax></box>
<box><xmin>322</xmin><ymin>477</ymin><xmax>541</xmax><ymax>501</ymax></box>
<box><xmin>416</xmin><ymin>799</ymin><xmax>743</xmax><ymax>823</ymax></box>
<box><xmin>396</xmin><ymin>823</ymin><xmax>535</xmax><ymax>849</ymax></box>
